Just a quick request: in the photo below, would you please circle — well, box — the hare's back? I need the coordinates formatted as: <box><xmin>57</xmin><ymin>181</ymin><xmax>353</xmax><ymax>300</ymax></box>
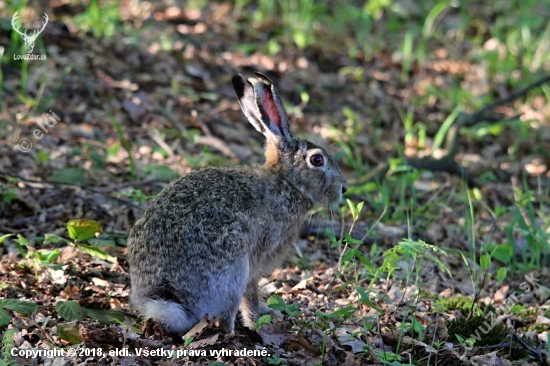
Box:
<box><xmin>129</xmin><ymin>167</ymin><xmax>265</xmax><ymax>258</ymax></box>
<box><xmin>156</xmin><ymin>167</ymin><xmax>263</xmax><ymax>216</ymax></box>
<box><xmin>128</xmin><ymin>168</ymin><xmax>268</xmax><ymax>272</ymax></box>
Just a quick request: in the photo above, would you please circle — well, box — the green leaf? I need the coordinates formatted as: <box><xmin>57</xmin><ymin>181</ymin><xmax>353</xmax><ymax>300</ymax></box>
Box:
<box><xmin>344</xmin><ymin>232</ymin><xmax>363</xmax><ymax>246</ymax></box>
<box><xmin>0</xmin><ymin>234</ymin><xmax>14</xmax><ymax>244</ymax></box>
<box><xmin>293</xmin><ymin>29</ymin><xmax>307</xmax><ymax>49</ymax></box>
<box><xmin>285</xmin><ymin>303</ymin><xmax>301</xmax><ymax>317</ymax></box>
<box><xmin>57</xmin><ymin>324</ymin><xmax>84</xmax><ymax>345</ymax></box>
<box><xmin>51</xmin><ymin>168</ymin><xmax>85</xmax><ymax>184</ymax></box>
<box><xmin>267</xmin><ymin>354</ymin><xmax>282</xmax><ymax>365</ymax></box>
<box><xmin>41</xmin><ymin>262</ymin><xmax>64</xmax><ymax>270</ymax></box>
<box><xmin>330</xmin><ymin>305</ymin><xmax>355</xmax><ymax>319</ymax></box>
<box><xmin>492</xmin><ymin>244</ymin><xmax>513</xmax><ymax>264</ymax></box>
<box><xmin>0</xmin><ymin>308</ymin><xmax>11</xmax><ymax>327</ymax></box>
<box><xmin>354</xmin><ymin>250</ymin><xmax>373</xmax><ymax>268</ymax></box>
<box><xmin>56</xmin><ymin>301</ymin><xmax>83</xmax><ymax>321</ymax></box>
<box><xmin>356</xmin><ymin>287</ymin><xmax>384</xmax><ymax>313</ymax></box>
<box><xmin>0</xmin><ymin>299</ymin><xmax>37</xmax><ymax>314</ymax></box>
<box><xmin>254</xmin><ymin>314</ymin><xmax>272</xmax><ymax>328</ymax></box>
<box><xmin>345</xmin><ymin>200</ymin><xmax>365</xmax><ymax>220</ymax></box>
<box><xmin>267</xmin><ymin>295</ymin><xmax>286</xmax><ymax>311</ymax></box>
<box><xmin>76</xmin><ymin>244</ymin><xmax>116</xmax><ymax>262</ymax></box>
<box><xmin>67</xmin><ymin>219</ymin><xmax>103</xmax><ymax>241</ymax></box>
<box><xmin>15</xmin><ymin>234</ymin><xmax>29</xmax><ymax>247</ymax></box>
<box><xmin>346</xmin><ymin>199</ymin><xmax>357</xmax><ymax>219</ymax></box>
<box><xmin>315</xmin><ymin>310</ymin><xmax>333</xmax><ymax>320</ymax></box>
<box><xmin>480</xmin><ymin>254</ymin><xmax>491</xmax><ymax>270</ymax></box>
<box><xmin>36</xmin><ymin>249</ymin><xmax>61</xmax><ymax>263</ymax></box>
<box><xmin>37</xmin><ymin>151</ymin><xmax>50</xmax><ymax>164</ymax></box>
<box><xmin>356</xmin><ymin>201</ymin><xmax>364</xmax><ymax>217</ymax></box>
<box><xmin>432</xmin><ymin>106</ymin><xmax>461</xmax><ymax>151</ymax></box>
<box><xmin>496</xmin><ymin>267</ymin><xmax>507</xmax><ymax>282</ymax></box>
<box><xmin>343</xmin><ymin>248</ymin><xmax>355</xmax><ymax>262</ymax></box>
<box><xmin>44</xmin><ymin>233</ymin><xmax>70</xmax><ymax>244</ymax></box>
<box><xmin>409</xmin><ymin>318</ymin><xmax>425</xmax><ymax>333</ymax></box>
<box><xmin>82</xmin><ymin>308</ymin><xmax>124</xmax><ymax>325</ymax></box>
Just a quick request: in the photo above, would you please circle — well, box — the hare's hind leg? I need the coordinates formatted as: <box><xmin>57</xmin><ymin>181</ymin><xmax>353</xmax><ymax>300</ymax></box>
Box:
<box><xmin>201</xmin><ymin>253</ymin><xmax>249</xmax><ymax>333</ymax></box>
<box><xmin>239</xmin><ymin>279</ymin><xmax>260</xmax><ymax>329</ymax></box>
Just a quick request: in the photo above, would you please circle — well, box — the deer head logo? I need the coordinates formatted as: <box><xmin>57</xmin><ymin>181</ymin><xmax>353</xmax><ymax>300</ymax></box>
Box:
<box><xmin>11</xmin><ymin>11</ymin><xmax>49</xmax><ymax>54</ymax></box>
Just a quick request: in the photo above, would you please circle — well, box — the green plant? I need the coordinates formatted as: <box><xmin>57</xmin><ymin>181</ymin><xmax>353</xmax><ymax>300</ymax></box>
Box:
<box><xmin>56</xmin><ymin>300</ymin><xmax>124</xmax><ymax>327</ymax></box>
<box><xmin>266</xmin><ymin>354</ymin><xmax>285</xmax><ymax>365</ymax></box>
<box><xmin>369</xmin><ymin>238</ymin><xmax>451</xmax><ymax>290</ymax></box>
<box><xmin>13</xmin><ymin>234</ymin><xmax>62</xmax><ymax>273</ymax></box>
<box><xmin>183</xmin><ymin>336</ymin><xmax>194</xmax><ymax>347</ymax></box>
<box><xmin>374</xmin><ymin>349</ymin><xmax>413</xmax><ymax>365</ymax></box>
<box><xmin>72</xmin><ymin>0</ymin><xmax>120</xmax><ymax>39</ymax></box>
<box><xmin>434</xmin><ymin>295</ymin><xmax>474</xmax><ymax>312</ymax></box>
<box><xmin>68</xmin><ymin>63</ymin><xmax>135</xmax><ymax>178</ymax></box>
<box><xmin>334</xmin><ymin>107</ymin><xmax>365</xmax><ymax>176</ymax></box>
<box><xmin>0</xmin><ymin>329</ymin><xmax>17</xmax><ymax>366</ymax></box>
<box><xmin>399</xmin><ymin>107</ymin><xmax>427</xmax><ymax>148</ymax></box>
<box><xmin>268</xmin><ymin>295</ymin><xmax>301</xmax><ymax>317</ymax></box>
<box><xmin>279</xmin><ymin>0</ymin><xmax>324</xmax><ymax>49</ymax></box>
<box><xmin>510</xmin><ymin>304</ymin><xmax>528</xmax><ymax>316</ymax></box>
<box><xmin>0</xmin><ymin>299</ymin><xmax>37</xmax><ymax>327</ymax></box>
<box><xmin>43</xmin><ymin>219</ymin><xmax>116</xmax><ymax>263</ymax></box>
<box><xmin>117</xmin><ymin>188</ymin><xmax>153</xmax><ymax>205</ymax></box>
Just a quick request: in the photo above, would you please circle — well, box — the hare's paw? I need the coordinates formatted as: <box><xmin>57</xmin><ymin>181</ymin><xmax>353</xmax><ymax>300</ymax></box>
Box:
<box><xmin>217</xmin><ymin>313</ymin><xmax>237</xmax><ymax>334</ymax></box>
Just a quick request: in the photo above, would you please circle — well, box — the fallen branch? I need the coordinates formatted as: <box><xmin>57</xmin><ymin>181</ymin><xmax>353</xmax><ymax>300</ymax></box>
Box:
<box><xmin>512</xmin><ymin>331</ymin><xmax>549</xmax><ymax>366</ymax></box>
<box><xmin>0</xmin><ymin>169</ymin><xmax>141</xmax><ymax>208</ymax></box>
<box><xmin>403</xmin><ymin>74</ymin><xmax>550</xmax><ymax>185</ymax></box>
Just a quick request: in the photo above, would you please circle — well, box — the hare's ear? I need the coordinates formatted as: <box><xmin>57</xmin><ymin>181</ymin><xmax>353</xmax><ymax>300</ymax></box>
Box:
<box><xmin>232</xmin><ymin>73</ymin><xmax>293</xmax><ymax>148</ymax></box>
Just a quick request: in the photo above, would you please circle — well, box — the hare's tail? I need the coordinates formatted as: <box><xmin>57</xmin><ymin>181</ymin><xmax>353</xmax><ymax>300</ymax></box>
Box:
<box><xmin>135</xmin><ymin>297</ymin><xmax>195</xmax><ymax>333</ymax></box>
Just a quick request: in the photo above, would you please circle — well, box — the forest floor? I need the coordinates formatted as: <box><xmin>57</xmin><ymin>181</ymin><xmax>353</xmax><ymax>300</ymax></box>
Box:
<box><xmin>0</xmin><ymin>1</ymin><xmax>549</xmax><ymax>365</ymax></box>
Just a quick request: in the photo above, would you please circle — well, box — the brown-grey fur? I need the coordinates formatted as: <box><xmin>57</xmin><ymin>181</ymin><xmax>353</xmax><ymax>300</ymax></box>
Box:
<box><xmin>127</xmin><ymin>72</ymin><xmax>347</xmax><ymax>333</ymax></box>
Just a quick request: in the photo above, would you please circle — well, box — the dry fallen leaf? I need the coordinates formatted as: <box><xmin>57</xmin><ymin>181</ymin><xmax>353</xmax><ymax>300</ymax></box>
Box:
<box><xmin>60</xmin><ymin>285</ymin><xmax>81</xmax><ymax>300</ymax></box>
<box><xmin>187</xmin><ymin>333</ymin><xmax>219</xmax><ymax>349</ymax></box>
<box><xmin>335</xmin><ymin>326</ymin><xmax>368</xmax><ymax>354</ymax></box>
<box><xmin>256</xmin><ymin>323</ymin><xmax>296</xmax><ymax>346</ymax></box>
<box><xmin>182</xmin><ymin>316</ymin><xmax>210</xmax><ymax>339</ymax></box>
<box><xmin>470</xmin><ymin>350</ymin><xmax>500</xmax><ymax>366</ymax></box>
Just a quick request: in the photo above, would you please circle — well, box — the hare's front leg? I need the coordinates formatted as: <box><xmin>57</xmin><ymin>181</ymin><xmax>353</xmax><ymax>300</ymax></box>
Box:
<box><xmin>239</xmin><ymin>279</ymin><xmax>260</xmax><ymax>329</ymax></box>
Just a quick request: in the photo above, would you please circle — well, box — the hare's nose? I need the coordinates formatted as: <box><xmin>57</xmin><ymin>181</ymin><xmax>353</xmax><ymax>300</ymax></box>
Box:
<box><xmin>341</xmin><ymin>186</ymin><xmax>348</xmax><ymax>195</ymax></box>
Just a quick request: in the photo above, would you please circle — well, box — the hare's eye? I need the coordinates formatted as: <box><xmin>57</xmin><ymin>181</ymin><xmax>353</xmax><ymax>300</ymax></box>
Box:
<box><xmin>310</xmin><ymin>154</ymin><xmax>324</xmax><ymax>167</ymax></box>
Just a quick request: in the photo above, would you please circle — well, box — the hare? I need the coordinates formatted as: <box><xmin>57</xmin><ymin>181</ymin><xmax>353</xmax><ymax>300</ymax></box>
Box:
<box><xmin>127</xmin><ymin>72</ymin><xmax>347</xmax><ymax>334</ymax></box>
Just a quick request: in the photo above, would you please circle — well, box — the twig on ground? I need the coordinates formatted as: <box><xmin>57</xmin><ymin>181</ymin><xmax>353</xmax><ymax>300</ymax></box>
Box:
<box><xmin>97</xmin><ymin>179</ymin><xmax>168</xmax><ymax>192</ymax></box>
<box><xmin>512</xmin><ymin>331</ymin><xmax>548</xmax><ymax>366</ymax></box>
<box><xmin>0</xmin><ymin>169</ymin><xmax>139</xmax><ymax>208</ymax></box>
<box><xmin>147</xmin><ymin>128</ymin><xmax>176</xmax><ymax>159</ymax></box>
<box><xmin>402</xmin><ymin>74</ymin><xmax>550</xmax><ymax>184</ymax></box>
<box><xmin>299</xmin><ymin>217</ymin><xmax>405</xmax><ymax>244</ymax></box>
<box><xmin>191</xmin><ymin>110</ymin><xmax>239</xmax><ymax>162</ymax></box>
